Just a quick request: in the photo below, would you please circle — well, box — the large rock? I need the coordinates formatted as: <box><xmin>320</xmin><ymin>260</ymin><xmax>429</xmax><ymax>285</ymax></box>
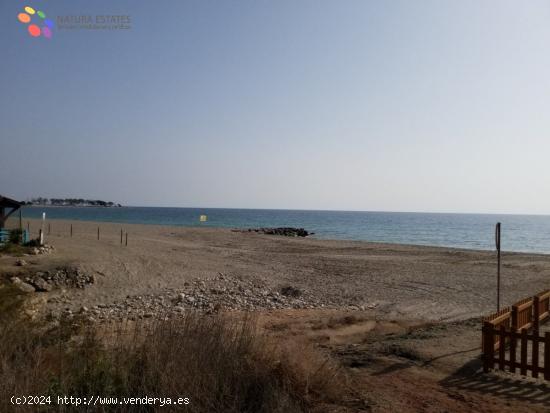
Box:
<box><xmin>10</xmin><ymin>277</ymin><xmax>36</xmax><ymax>293</ymax></box>
<box><xmin>245</xmin><ymin>227</ymin><xmax>312</xmax><ymax>237</ymax></box>
<box><xmin>30</xmin><ymin>277</ymin><xmax>53</xmax><ymax>292</ymax></box>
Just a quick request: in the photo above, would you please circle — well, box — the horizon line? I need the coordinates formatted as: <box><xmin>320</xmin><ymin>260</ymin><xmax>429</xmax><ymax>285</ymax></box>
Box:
<box><xmin>24</xmin><ymin>204</ymin><xmax>550</xmax><ymax>218</ymax></box>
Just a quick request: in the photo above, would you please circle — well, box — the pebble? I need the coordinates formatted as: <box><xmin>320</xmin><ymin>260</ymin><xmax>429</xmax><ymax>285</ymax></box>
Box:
<box><xmin>81</xmin><ymin>272</ymin><xmax>354</xmax><ymax>322</ymax></box>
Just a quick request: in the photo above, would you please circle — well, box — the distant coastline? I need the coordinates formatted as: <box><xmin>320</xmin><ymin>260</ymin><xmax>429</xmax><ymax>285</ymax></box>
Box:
<box><xmin>23</xmin><ymin>198</ymin><xmax>122</xmax><ymax>208</ymax></box>
<box><xmin>24</xmin><ymin>205</ymin><xmax>124</xmax><ymax>208</ymax></box>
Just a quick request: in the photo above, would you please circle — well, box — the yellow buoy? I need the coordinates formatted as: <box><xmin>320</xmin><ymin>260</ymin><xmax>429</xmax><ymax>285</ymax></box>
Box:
<box><xmin>199</xmin><ymin>215</ymin><xmax>207</xmax><ymax>222</ymax></box>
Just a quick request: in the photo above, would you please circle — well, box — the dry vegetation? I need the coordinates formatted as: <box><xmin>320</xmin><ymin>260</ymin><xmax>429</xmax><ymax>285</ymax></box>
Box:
<box><xmin>0</xmin><ymin>285</ymin><xmax>351</xmax><ymax>412</ymax></box>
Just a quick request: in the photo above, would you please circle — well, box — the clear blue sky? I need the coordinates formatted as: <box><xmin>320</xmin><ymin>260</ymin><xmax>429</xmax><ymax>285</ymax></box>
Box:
<box><xmin>1</xmin><ymin>0</ymin><xmax>549</xmax><ymax>214</ymax></box>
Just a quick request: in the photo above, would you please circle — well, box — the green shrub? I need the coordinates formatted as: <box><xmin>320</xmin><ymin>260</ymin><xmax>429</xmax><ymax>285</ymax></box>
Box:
<box><xmin>8</xmin><ymin>228</ymin><xmax>23</xmax><ymax>244</ymax></box>
<box><xmin>24</xmin><ymin>238</ymin><xmax>41</xmax><ymax>247</ymax></box>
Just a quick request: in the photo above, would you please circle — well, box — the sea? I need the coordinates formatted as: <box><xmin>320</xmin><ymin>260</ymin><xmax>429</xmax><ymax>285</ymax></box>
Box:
<box><xmin>20</xmin><ymin>207</ymin><xmax>550</xmax><ymax>254</ymax></box>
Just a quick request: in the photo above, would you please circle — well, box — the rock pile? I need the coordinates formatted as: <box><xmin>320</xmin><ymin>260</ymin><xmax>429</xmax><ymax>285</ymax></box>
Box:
<box><xmin>78</xmin><ymin>273</ymin><xmax>330</xmax><ymax>322</ymax></box>
<box><xmin>11</xmin><ymin>267</ymin><xmax>95</xmax><ymax>293</ymax></box>
<box><xmin>28</xmin><ymin>245</ymin><xmax>55</xmax><ymax>255</ymax></box>
<box><xmin>244</xmin><ymin>227</ymin><xmax>312</xmax><ymax>237</ymax></box>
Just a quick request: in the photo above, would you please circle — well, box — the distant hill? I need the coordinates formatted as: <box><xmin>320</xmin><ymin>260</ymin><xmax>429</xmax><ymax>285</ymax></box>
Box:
<box><xmin>24</xmin><ymin>198</ymin><xmax>122</xmax><ymax>207</ymax></box>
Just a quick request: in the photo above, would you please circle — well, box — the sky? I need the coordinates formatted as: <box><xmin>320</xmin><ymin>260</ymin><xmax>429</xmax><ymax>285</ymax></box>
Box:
<box><xmin>1</xmin><ymin>0</ymin><xmax>550</xmax><ymax>214</ymax></box>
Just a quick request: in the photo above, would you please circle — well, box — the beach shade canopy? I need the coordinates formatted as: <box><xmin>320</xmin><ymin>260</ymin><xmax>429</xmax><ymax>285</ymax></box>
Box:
<box><xmin>0</xmin><ymin>195</ymin><xmax>23</xmax><ymax>229</ymax></box>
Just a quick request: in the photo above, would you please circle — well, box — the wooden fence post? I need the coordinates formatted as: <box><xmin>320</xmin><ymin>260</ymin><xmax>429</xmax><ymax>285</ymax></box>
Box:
<box><xmin>512</xmin><ymin>306</ymin><xmax>518</xmax><ymax>331</ymax></box>
<box><xmin>483</xmin><ymin>322</ymin><xmax>494</xmax><ymax>372</ymax></box>
<box><xmin>48</xmin><ymin>223</ymin><xmax>51</xmax><ymax>235</ymax></box>
<box><xmin>125</xmin><ymin>232</ymin><xmax>128</xmax><ymax>246</ymax></box>
<box><xmin>510</xmin><ymin>327</ymin><xmax>517</xmax><ymax>373</ymax></box>
<box><xmin>545</xmin><ymin>332</ymin><xmax>550</xmax><ymax>381</ymax></box>
<box><xmin>499</xmin><ymin>325</ymin><xmax>506</xmax><ymax>370</ymax></box>
<box><xmin>482</xmin><ymin>322</ymin><xmax>488</xmax><ymax>372</ymax></box>
<box><xmin>97</xmin><ymin>226</ymin><xmax>100</xmax><ymax>240</ymax></box>
<box><xmin>533</xmin><ymin>331</ymin><xmax>540</xmax><ymax>378</ymax></box>
<box><xmin>521</xmin><ymin>329</ymin><xmax>528</xmax><ymax>376</ymax></box>
<box><xmin>70</xmin><ymin>224</ymin><xmax>73</xmax><ymax>237</ymax></box>
<box><xmin>533</xmin><ymin>297</ymin><xmax>540</xmax><ymax>378</ymax></box>
<box><xmin>534</xmin><ymin>295</ymin><xmax>540</xmax><ymax>332</ymax></box>
<box><xmin>120</xmin><ymin>229</ymin><xmax>123</xmax><ymax>245</ymax></box>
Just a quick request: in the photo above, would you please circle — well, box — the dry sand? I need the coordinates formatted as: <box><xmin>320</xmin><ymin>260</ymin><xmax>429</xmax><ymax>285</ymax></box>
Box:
<box><xmin>3</xmin><ymin>217</ymin><xmax>550</xmax><ymax>412</ymax></box>
<box><xmin>4</xmin><ymin>218</ymin><xmax>550</xmax><ymax>321</ymax></box>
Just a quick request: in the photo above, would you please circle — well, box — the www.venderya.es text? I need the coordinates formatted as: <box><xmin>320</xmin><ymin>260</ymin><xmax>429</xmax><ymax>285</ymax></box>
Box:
<box><xmin>11</xmin><ymin>395</ymin><xmax>190</xmax><ymax>407</ymax></box>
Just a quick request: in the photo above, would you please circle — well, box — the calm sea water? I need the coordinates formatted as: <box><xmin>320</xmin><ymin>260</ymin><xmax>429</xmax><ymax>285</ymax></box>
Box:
<box><xmin>20</xmin><ymin>207</ymin><xmax>550</xmax><ymax>254</ymax></box>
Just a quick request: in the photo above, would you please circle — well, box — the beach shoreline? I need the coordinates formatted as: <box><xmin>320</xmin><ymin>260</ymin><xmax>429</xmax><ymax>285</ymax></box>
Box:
<box><xmin>3</xmin><ymin>217</ymin><xmax>550</xmax><ymax>412</ymax></box>
<box><xmin>16</xmin><ymin>207</ymin><xmax>550</xmax><ymax>254</ymax></box>
<box><xmin>11</xmin><ymin>216</ymin><xmax>550</xmax><ymax>257</ymax></box>
<box><xmin>3</xmin><ymin>217</ymin><xmax>550</xmax><ymax>323</ymax></box>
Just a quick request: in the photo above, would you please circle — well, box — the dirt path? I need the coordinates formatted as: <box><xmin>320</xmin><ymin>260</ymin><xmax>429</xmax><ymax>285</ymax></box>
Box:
<box><xmin>258</xmin><ymin>310</ymin><xmax>550</xmax><ymax>412</ymax></box>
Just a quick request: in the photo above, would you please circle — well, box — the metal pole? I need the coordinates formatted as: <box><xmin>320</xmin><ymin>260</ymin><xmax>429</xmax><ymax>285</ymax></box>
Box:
<box><xmin>41</xmin><ymin>212</ymin><xmax>45</xmax><ymax>244</ymax></box>
<box><xmin>495</xmin><ymin>222</ymin><xmax>501</xmax><ymax>312</ymax></box>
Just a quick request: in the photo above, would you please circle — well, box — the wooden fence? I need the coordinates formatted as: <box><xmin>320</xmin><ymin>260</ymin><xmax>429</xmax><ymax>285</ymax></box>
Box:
<box><xmin>5</xmin><ymin>220</ymin><xmax>130</xmax><ymax>246</ymax></box>
<box><xmin>483</xmin><ymin>306</ymin><xmax>511</xmax><ymax>350</ymax></box>
<box><xmin>0</xmin><ymin>229</ymin><xmax>30</xmax><ymax>245</ymax></box>
<box><xmin>482</xmin><ymin>290</ymin><xmax>550</xmax><ymax>379</ymax></box>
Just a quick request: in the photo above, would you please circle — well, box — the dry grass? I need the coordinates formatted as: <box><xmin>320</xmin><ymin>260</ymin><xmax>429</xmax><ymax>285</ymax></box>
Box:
<box><xmin>0</xmin><ymin>289</ymin><xmax>349</xmax><ymax>412</ymax></box>
<box><xmin>0</xmin><ymin>242</ymin><xmax>33</xmax><ymax>256</ymax></box>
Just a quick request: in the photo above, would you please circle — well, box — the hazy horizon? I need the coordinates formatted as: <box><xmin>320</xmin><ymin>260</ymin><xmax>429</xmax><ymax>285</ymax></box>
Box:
<box><xmin>2</xmin><ymin>0</ymin><xmax>550</xmax><ymax>215</ymax></box>
<box><xmin>20</xmin><ymin>202</ymin><xmax>550</xmax><ymax>217</ymax></box>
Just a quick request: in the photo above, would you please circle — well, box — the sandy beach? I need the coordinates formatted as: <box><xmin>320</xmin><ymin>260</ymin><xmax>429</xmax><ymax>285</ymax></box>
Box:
<box><xmin>3</xmin><ymin>218</ymin><xmax>550</xmax><ymax>412</ymax></box>
<box><xmin>4</xmin><ymin>218</ymin><xmax>550</xmax><ymax>322</ymax></box>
